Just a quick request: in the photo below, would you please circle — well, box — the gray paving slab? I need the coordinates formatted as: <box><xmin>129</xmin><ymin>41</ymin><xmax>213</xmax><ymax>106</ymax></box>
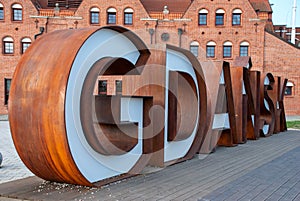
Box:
<box><xmin>0</xmin><ymin>121</ymin><xmax>33</xmax><ymax>184</ymax></box>
<box><xmin>201</xmin><ymin>144</ymin><xmax>300</xmax><ymax>201</ymax></box>
<box><xmin>0</xmin><ymin>120</ymin><xmax>300</xmax><ymax>200</ymax></box>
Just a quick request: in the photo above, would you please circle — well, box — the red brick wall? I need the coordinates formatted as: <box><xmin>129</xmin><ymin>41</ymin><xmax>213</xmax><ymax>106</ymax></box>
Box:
<box><xmin>264</xmin><ymin>32</ymin><xmax>300</xmax><ymax>115</ymax></box>
<box><xmin>0</xmin><ymin>0</ymin><xmax>299</xmax><ymax>116</ymax></box>
<box><xmin>0</xmin><ymin>0</ymin><xmax>38</xmax><ymax>114</ymax></box>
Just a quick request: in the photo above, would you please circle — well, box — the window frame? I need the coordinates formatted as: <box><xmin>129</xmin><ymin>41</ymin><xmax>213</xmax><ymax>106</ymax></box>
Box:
<box><xmin>12</xmin><ymin>3</ymin><xmax>23</xmax><ymax>22</ymax></box>
<box><xmin>198</xmin><ymin>9</ymin><xmax>208</xmax><ymax>26</ymax></box>
<box><xmin>0</xmin><ymin>3</ymin><xmax>4</xmax><ymax>21</ymax></box>
<box><xmin>4</xmin><ymin>78</ymin><xmax>11</xmax><ymax>105</ymax></box>
<box><xmin>206</xmin><ymin>41</ymin><xmax>216</xmax><ymax>58</ymax></box>
<box><xmin>21</xmin><ymin>37</ymin><xmax>31</xmax><ymax>54</ymax></box>
<box><xmin>115</xmin><ymin>80</ymin><xmax>122</xmax><ymax>94</ymax></box>
<box><xmin>3</xmin><ymin>37</ymin><xmax>14</xmax><ymax>55</ymax></box>
<box><xmin>124</xmin><ymin>8</ymin><xmax>133</xmax><ymax>25</ymax></box>
<box><xmin>239</xmin><ymin>46</ymin><xmax>248</xmax><ymax>56</ymax></box>
<box><xmin>285</xmin><ymin>81</ymin><xmax>294</xmax><ymax>96</ymax></box>
<box><xmin>223</xmin><ymin>41</ymin><xmax>232</xmax><ymax>58</ymax></box>
<box><xmin>232</xmin><ymin>9</ymin><xmax>242</xmax><ymax>26</ymax></box>
<box><xmin>190</xmin><ymin>41</ymin><xmax>199</xmax><ymax>57</ymax></box>
<box><xmin>215</xmin><ymin>9</ymin><xmax>225</xmax><ymax>26</ymax></box>
<box><xmin>239</xmin><ymin>41</ymin><xmax>249</xmax><ymax>56</ymax></box>
<box><xmin>98</xmin><ymin>80</ymin><xmax>107</xmax><ymax>95</ymax></box>
<box><xmin>107</xmin><ymin>7</ymin><xmax>117</xmax><ymax>24</ymax></box>
<box><xmin>90</xmin><ymin>7</ymin><xmax>100</xmax><ymax>25</ymax></box>
<box><xmin>285</xmin><ymin>86</ymin><xmax>292</xmax><ymax>96</ymax></box>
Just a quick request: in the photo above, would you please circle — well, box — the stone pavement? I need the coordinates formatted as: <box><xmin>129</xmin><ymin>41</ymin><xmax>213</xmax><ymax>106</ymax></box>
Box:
<box><xmin>0</xmin><ymin>121</ymin><xmax>33</xmax><ymax>184</ymax></box>
<box><xmin>200</xmin><ymin>145</ymin><xmax>300</xmax><ymax>201</ymax></box>
<box><xmin>1</xmin><ymin>120</ymin><xmax>300</xmax><ymax>200</ymax></box>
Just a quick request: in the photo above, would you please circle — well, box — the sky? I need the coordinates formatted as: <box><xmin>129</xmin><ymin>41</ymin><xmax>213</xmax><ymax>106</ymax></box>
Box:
<box><xmin>270</xmin><ymin>0</ymin><xmax>300</xmax><ymax>26</ymax></box>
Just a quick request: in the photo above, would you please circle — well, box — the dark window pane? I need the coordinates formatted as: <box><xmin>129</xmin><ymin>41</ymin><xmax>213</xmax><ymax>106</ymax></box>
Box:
<box><xmin>98</xmin><ymin>80</ymin><xmax>107</xmax><ymax>95</ymax></box>
<box><xmin>206</xmin><ymin>46</ymin><xmax>215</xmax><ymax>58</ymax></box>
<box><xmin>90</xmin><ymin>12</ymin><xmax>99</xmax><ymax>24</ymax></box>
<box><xmin>190</xmin><ymin>45</ymin><xmax>198</xmax><ymax>57</ymax></box>
<box><xmin>199</xmin><ymin>14</ymin><xmax>207</xmax><ymax>25</ymax></box>
<box><xmin>240</xmin><ymin>46</ymin><xmax>248</xmax><ymax>56</ymax></box>
<box><xmin>0</xmin><ymin>8</ymin><xmax>4</xmax><ymax>20</ymax></box>
<box><xmin>22</xmin><ymin>42</ymin><xmax>31</xmax><ymax>54</ymax></box>
<box><xmin>4</xmin><ymin>42</ymin><xmax>13</xmax><ymax>54</ymax></box>
<box><xmin>116</xmin><ymin>80</ymin><xmax>122</xmax><ymax>94</ymax></box>
<box><xmin>5</xmin><ymin>79</ymin><xmax>11</xmax><ymax>105</ymax></box>
<box><xmin>232</xmin><ymin>13</ymin><xmax>241</xmax><ymax>25</ymax></box>
<box><xmin>124</xmin><ymin>13</ymin><xmax>133</xmax><ymax>25</ymax></box>
<box><xmin>285</xmin><ymin>86</ymin><xmax>292</xmax><ymax>95</ymax></box>
<box><xmin>223</xmin><ymin>46</ymin><xmax>232</xmax><ymax>58</ymax></box>
<box><xmin>107</xmin><ymin>12</ymin><xmax>116</xmax><ymax>24</ymax></box>
<box><xmin>216</xmin><ymin>14</ymin><xmax>224</xmax><ymax>25</ymax></box>
<box><xmin>13</xmin><ymin>9</ymin><xmax>22</xmax><ymax>21</ymax></box>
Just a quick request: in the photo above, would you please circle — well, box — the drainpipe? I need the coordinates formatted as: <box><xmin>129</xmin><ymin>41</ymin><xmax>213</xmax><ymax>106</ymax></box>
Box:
<box><xmin>34</xmin><ymin>27</ymin><xmax>45</xmax><ymax>40</ymax></box>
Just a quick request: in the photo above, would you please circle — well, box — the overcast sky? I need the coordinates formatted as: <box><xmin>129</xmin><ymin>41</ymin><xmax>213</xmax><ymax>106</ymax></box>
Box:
<box><xmin>270</xmin><ymin>0</ymin><xmax>300</xmax><ymax>26</ymax></box>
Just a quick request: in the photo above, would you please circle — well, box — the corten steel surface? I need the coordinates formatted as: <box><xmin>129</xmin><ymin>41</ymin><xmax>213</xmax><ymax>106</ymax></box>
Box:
<box><xmin>230</xmin><ymin>67</ymin><xmax>247</xmax><ymax>144</ymax></box>
<box><xmin>8</xmin><ymin>25</ymin><xmax>289</xmax><ymax>187</ymax></box>
<box><xmin>243</xmin><ymin>69</ymin><xmax>258</xmax><ymax>140</ymax></box>
<box><xmin>259</xmin><ymin>73</ymin><xmax>276</xmax><ymax>137</ymax></box>
<box><xmin>165</xmin><ymin>45</ymin><xmax>208</xmax><ymax>164</ymax></box>
<box><xmin>198</xmin><ymin>61</ymin><xmax>225</xmax><ymax>154</ymax></box>
<box><xmin>249</xmin><ymin>71</ymin><xmax>262</xmax><ymax>139</ymax></box>
<box><xmin>217</xmin><ymin>63</ymin><xmax>237</xmax><ymax>147</ymax></box>
<box><xmin>9</xmin><ymin>26</ymin><xmax>151</xmax><ymax>186</ymax></box>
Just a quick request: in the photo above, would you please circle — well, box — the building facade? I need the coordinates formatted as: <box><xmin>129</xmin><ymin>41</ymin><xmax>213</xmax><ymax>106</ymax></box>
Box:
<box><xmin>0</xmin><ymin>0</ymin><xmax>300</xmax><ymax>115</ymax></box>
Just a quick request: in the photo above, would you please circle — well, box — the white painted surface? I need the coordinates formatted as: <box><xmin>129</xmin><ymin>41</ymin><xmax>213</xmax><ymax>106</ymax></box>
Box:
<box><xmin>65</xmin><ymin>28</ymin><xmax>143</xmax><ymax>183</ymax></box>
<box><xmin>164</xmin><ymin>48</ymin><xmax>200</xmax><ymax>162</ymax></box>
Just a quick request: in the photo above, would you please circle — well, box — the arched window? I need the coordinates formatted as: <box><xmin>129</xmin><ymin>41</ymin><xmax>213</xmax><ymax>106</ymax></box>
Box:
<box><xmin>285</xmin><ymin>81</ymin><xmax>294</xmax><ymax>96</ymax></box>
<box><xmin>124</xmin><ymin>8</ymin><xmax>133</xmax><ymax>25</ymax></box>
<box><xmin>0</xmin><ymin>3</ymin><xmax>4</xmax><ymax>20</ymax></box>
<box><xmin>21</xmin><ymin>37</ymin><xmax>31</xmax><ymax>54</ymax></box>
<box><xmin>3</xmin><ymin>37</ymin><xmax>14</xmax><ymax>54</ymax></box>
<box><xmin>190</xmin><ymin>41</ymin><xmax>199</xmax><ymax>57</ymax></box>
<box><xmin>12</xmin><ymin>3</ymin><xmax>22</xmax><ymax>21</ymax></box>
<box><xmin>107</xmin><ymin>7</ymin><xmax>117</xmax><ymax>24</ymax></box>
<box><xmin>206</xmin><ymin>41</ymin><xmax>216</xmax><ymax>58</ymax></box>
<box><xmin>223</xmin><ymin>41</ymin><xmax>232</xmax><ymax>58</ymax></box>
<box><xmin>199</xmin><ymin>9</ymin><xmax>208</xmax><ymax>26</ymax></box>
<box><xmin>240</xmin><ymin>41</ymin><xmax>249</xmax><ymax>56</ymax></box>
<box><xmin>90</xmin><ymin>7</ymin><xmax>100</xmax><ymax>24</ymax></box>
<box><xmin>215</xmin><ymin>9</ymin><xmax>225</xmax><ymax>26</ymax></box>
<box><xmin>232</xmin><ymin>8</ymin><xmax>242</xmax><ymax>26</ymax></box>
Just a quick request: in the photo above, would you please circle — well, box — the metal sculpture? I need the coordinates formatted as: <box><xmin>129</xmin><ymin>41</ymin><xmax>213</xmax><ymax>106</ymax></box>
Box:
<box><xmin>9</xmin><ymin>26</ymin><xmax>288</xmax><ymax>186</ymax></box>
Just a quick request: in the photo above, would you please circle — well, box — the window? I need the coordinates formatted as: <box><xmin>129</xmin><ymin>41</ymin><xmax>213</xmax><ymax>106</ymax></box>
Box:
<box><xmin>3</xmin><ymin>37</ymin><xmax>14</xmax><ymax>54</ymax></box>
<box><xmin>206</xmin><ymin>41</ymin><xmax>216</xmax><ymax>58</ymax></box>
<box><xmin>98</xmin><ymin>80</ymin><xmax>107</xmax><ymax>95</ymax></box>
<box><xmin>232</xmin><ymin>9</ymin><xmax>242</xmax><ymax>26</ymax></box>
<box><xmin>199</xmin><ymin>9</ymin><xmax>208</xmax><ymax>25</ymax></box>
<box><xmin>124</xmin><ymin>8</ymin><xmax>133</xmax><ymax>25</ymax></box>
<box><xmin>240</xmin><ymin>41</ymin><xmax>249</xmax><ymax>56</ymax></box>
<box><xmin>116</xmin><ymin>80</ymin><xmax>122</xmax><ymax>94</ymax></box>
<box><xmin>223</xmin><ymin>41</ymin><xmax>232</xmax><ymax>58</ymax></box>
<box><xmin>107</xmin><ymin>7</ymin><xmax>116</xmax><ymax>24</ymax></box>
<box><xmin>12</xmin><ymin>3</ymin><xmax>22</xmax><ymax>21</ymax></box>
<box><xmin>21</xmin><ymin>38</ymin><xmax>31</xmax><ymax>54</ymax></box>
<box><xmin>285</xmin><ymin>82</ymin><xmax>294</xmax><ymax>96</ymax></box>
<box><xmin>90</xmin><ymin>7</ymin><xmax>100</xmax><ymax>24</ymax></box>
<box><xmin>190</xmin><ymin>41</ymin><xmax>199</xmax><ymax>57</ymax></box>
<box><xmin>4</xmin><ymin>78</ymin><xmax>11</xmax><ymax>105</ymax></box>
<box><xmin>0</xmin><ymin>3</ymin><xmax>4</xmax><ymax>20</ymax></box>
<box><xmin>215</xmin><ymin>9</ymin><xmax>225</xmax><ymax>26</ymax></box>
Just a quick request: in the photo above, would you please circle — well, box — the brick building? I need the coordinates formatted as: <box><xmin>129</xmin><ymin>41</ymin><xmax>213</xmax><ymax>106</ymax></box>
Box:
<box><xmin>0</xmin><ymin>0</ymin><xmax>300</xmax><ymax>115</ymax></box>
